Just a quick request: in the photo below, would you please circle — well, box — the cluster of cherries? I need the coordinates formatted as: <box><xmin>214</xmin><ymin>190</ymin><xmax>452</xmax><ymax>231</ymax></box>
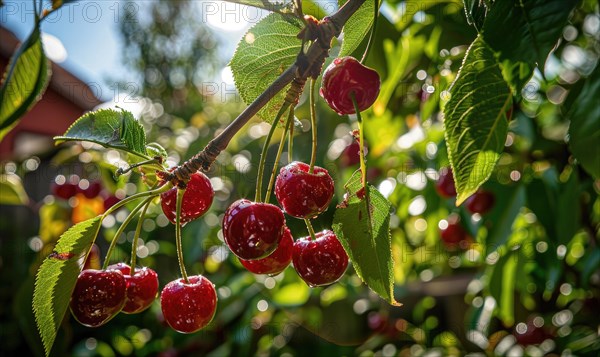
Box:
<box><xmin>68</xmin><ymin>56</ymin><xmax>381</xmax><ymax>334</ymax></box>
<box><xmin>435</xmin><ymin>168</ymin><xmax>495</xmax><ymax>248</ymax></box>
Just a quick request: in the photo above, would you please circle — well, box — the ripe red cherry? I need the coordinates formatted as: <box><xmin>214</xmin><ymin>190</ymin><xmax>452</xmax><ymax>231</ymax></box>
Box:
<box><xmin>160</xmin><ymin>275</ymin><xmax>217</xmax><ymax>333</ymax></box>
<box><xmin>293</xmin><ymin>230</ymin><xmax>348</xmax><ymax>287</ymax></box>
<box><xmin>70</xmin><ymin>269</ymin><xmax>126</xmax><ymax>327</ymax></box>
<box><xmin>340</xmin><ymin>142</ymin><xmax>361</xmax><ymax>167</ymax></box>
<box><xmin>222</xmin><ymin>199</ymin><xmax>285</xmax><ymax>260</ymax></box>
<box><xmin>440</xmin><ymin>221</ymin><xmax>468</xmax><ymax>247</ymax></box>
<box><xmin>160</xmin><ymin>172</ymin><xmax>214</xmax><ymax>225</ymax></box>
<box><xmin>239</xmin><ymin>227</ymin><xmax>293</xmax><ymax>275</ymax></box>
<box><xmin>435</xmin><ymin>167</ymin><xmax>457</xmax><ymax>198</ymax></box>
<box><xmin>107</xmin><ymin>263</ymin><xmax>159</xmax><ymax>314</ymax></box>
<box><xmin>465</xmin><ymin>190</ymin><xmax>495</xmax><ymax>214</ymax></box>
<box><xmin>320</xmin><ymin>56</ymin><xmax>380</xmax><ymax>115</ymax></box>
<box><xmin>52</xmin><ymin>182</ymin><xmax>78</xmax><ymax>200</ymax></box>
<box><xmin>275</xmin><ymin>162</ymin><xmax>334</xmax><ymax>219</ymax></box>
<box><xmin>514</xmin><ymin>320</ymin><xmax>550</xmax><ymax>345</ymax></box>
<box><xmin>79</xmin><ymin>181</ymin><xmax>102</xmax><ymax>199</ymax></box>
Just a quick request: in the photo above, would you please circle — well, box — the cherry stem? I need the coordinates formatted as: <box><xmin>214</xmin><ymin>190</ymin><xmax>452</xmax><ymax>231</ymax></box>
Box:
<box><xmin>288</xmin><ymin>116</ymin><xmax>294</xmax><ymax>163</ymax></box>
<box><xmin>129</xmin><ymin>198</ymin><xmax>151</xmax><ymax>271</ymax></box>
<box><xmin>116</xmin><ymin>157</ymin><xmax>163</xmax><ymax>177</ymax></box>
<box><xmin>102</xmin><ymin>196</ymin><xmax>154</xmax><ymax>270</ymax></box>
<box><xmin>175</xmin><ymin>188</ymin><xmax>190</xmax><ymax>283</ymax></box>
<box><xmin>360</xmin><ymin>0</ymin><xmax>380</xmax><ymax>64</ymax></box>
<box><xmin>101</xmin><ymin>183</ymin><xmax>172</xmax><ymax>220</ymax></box>
<box><xmin>265</xmin><ymin>106</ymin><xmax>295</xmax><ymax>203</ymax></box>
<box><xmin>304</xmin><ymin>218</ymin><xmax>317</xmax><ymax>241</ymax></box>
<box><xmin>308</xmin><ymin>79</ymin><xmax>318</xmax><ymax>173</ymax></box>
<box><xmin>255</xmin><ymin>103</ymin><xmax>291</xmax><ymax>203</ymax></box>
<box><xmin>350</xmin><ymin>92</ymin><xmax>368</xmax><ymax>189</ymax></box>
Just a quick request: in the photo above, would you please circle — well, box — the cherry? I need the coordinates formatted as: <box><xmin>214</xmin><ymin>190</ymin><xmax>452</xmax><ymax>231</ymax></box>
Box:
<box><xmin>435</xmin><ymin>167</ymin><xmax>457</xmax><ymax>198</ymax></box>
<box><xmin>320</xmin><ymin>56</ymin><xmax>380</xmax><ymax>115</ymax></box>
<box><xmin>107</xmin><ymin>263</ymin><xmax>159</xmax><ymax>314</ymax></box>
<box><xmin>514</xmin><ymin>320</ymin><xmax>550</xmax><ymax>345</ymax></box>
<box><xmin>79</xmin><ymin>180</ymin><xmax>102</xmax><ymax>199</ymax></box>
<box><xmin>275</xmin><ymin>162</ymin><xmax>334</xmax><ymax>219</ymax></box>
<box><xmin>239</xmin><ymin>227</ymin><xmax>293</xmax><ymax>275</ymax></box>
<box><xmin>103</xmin><ymin>194</ymin><xmax>121</xmax><ymax>211</ymax></box>
<box><xmin>160</xmin><ymin>275</ymin><xmax>217</xmax><ymax>333</ymax></box>
<box><xmin>292</xmin><ymin>229</ymin><xmax>348</xmax><ymax>287</ymax></box>
<box><xmin>70</xmin><ymin>269</ymin><xmax>126</xmax><ymax>327</ymax></box>
<box><xmin>160</xmin><ymin>172</ymin><xmax>214</xmax><ymax>225</ymax></box>
<box><xmin>465</xmin><ymin>190</ymin><xmax>495</xmax><ymax>214</ymax></box>
<box><xmin>52</xmin><ymin>182</ymin><xmax>78</xmax><ymax>200</ymax></box>
<box><xmin>222</xmin><ymin>199</ymin><xmax>285</xmax><ymax>260</ymax></box>
<box><xmin>340</xmin><ymin>141</ymin><xmax>361</xmax><ymax>167</ymax></box>
<box><xmin>440</xmin><ymin>219</ymin><xmax>468</xmax><ymax>248</ymax></box>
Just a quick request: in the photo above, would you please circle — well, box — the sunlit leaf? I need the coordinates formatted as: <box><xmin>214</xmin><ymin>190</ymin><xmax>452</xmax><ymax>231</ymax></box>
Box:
<box><xmin>0</xmin><ymin>174</ymin><xmax>29</xmax><ymax>205</ymax></box>
<box><xmin>54</xmin><ymin>108</ymin><xmax>148</xmax><ymax>158</ymax></box>
<box><xmin>230</xmin><ymin>13</ymin><xmax>303</xmax><ymax>123</ymax></box>
<box><xmin>33</xmin><ymin>217</ymin><xmax>102</xmax><ymax>356</ymax></box>
<box><xmin>443</xmin><ymin>36</ymin><xmax>512</xmax><ymax>205</ymax></box>
<box><xmin>0</xmin><ymin>26</ymin><xmax>50</xmax><ymax>140</ymax></box>
<box><xmin>338</xmin><ymin>0</ymin><xmax>375</xmax><ymax>57</ymax></box>
<box><xmin>333</xmin><ymin>171</ymin><xmax>400</xmax><ymax>306</ymax></box>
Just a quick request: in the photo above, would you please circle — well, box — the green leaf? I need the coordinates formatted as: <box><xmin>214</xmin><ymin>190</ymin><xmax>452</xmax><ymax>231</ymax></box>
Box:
<box><xmin>230</xmin><ymin>13</ymin><xmax>303</xmax><ymax>123</ymax></box>
<box><xmin>463</xmin><ymin>0</ymin><xmax>488</xmax><ymax>31</ymax></box>
<box><xmin>485</xmin><ymin>184</ymin><xmax>526</xmax><ymax>253</ymax></box>
<box><xmin>272</xmin><ymin>281</ymin><xmax>311</xmax><ymax>306</ymax></box>
<box><xmin>488</xmin><ymin>251</ymin><xmax>518</xmax><ymax>326</ymax></box>
<box><xmin>443</xmin><ymin>36</ymin><xmax>512</xmax><ymax>205</ymax></box>
<box><xmin>338</xmin><ymin>0</ymin><xmax>374</xmax><ymax>57</ymax></box>
<box><xmin>483</xmin><ymin>0</ymin><xmax>578</xmax><ymax>68</ymax></box>
<box><xmin>0</xmin><ymin>26</ymin><xmax>50</xmax><ymax>140</ymax></box>
<box><xmin>33</xmin><ymin>217</ymin><xmax>102</xmax><ymax>356</ymax></box>
<box><xmin>556</xmin><ymin>170</ymin><xmax>580</xmax><ymax>245</ymax></box>
<box><xmin>566</xmin><ymin>69</ymin><xmax>600</xmax><ymax>179</ymax></box>
<box><xmin>332</xmin><ymin>171</ymin><xmax>400</xmax><ymax>306</ymax></box>
<box><xmin>500</xmin><ymin>59</ymin><xmax>534</xmax><ymax>96</ymax></box>
<box><xmin>54</xmin><ymin>109</ymin><xmax>148</xmax><ymax>158</ymax></box>
<box><xmin>0</xmin><ymin>174</ymin><xmax>29</xmax><ymax>205</ymax></box>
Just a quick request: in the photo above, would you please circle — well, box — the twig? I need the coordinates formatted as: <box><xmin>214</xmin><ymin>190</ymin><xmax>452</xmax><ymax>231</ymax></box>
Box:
<box><xmin>165</xmin><ymin>0</ymin><xmax>367</xmax><ymax>184</ymax></box>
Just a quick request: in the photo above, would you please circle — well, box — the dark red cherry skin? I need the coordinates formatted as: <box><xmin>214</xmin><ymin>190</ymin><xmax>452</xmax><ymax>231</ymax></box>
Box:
<box><xmin>70</xmin><ymin>269</ymin><xmax>126</xmax><ymax>327</ymax></box>
<box><xmin>107</xmin><ymin>263</ymin><xmax>159</xmax><ymax>314</ymax></box>
<box><xmin>465</xmin><ymin>190</ymin><xmax>495</xmax><ymax>214</ymax></box>
<box><xmin>340</xmin><ymin>142</ymin><xmax>361</xmax><ymax>167</ymax></box>
<box><xmin>435</xmin><ymin>167</ymin><xmax>457</xmax><ymax>198</ymax></box>
<box><xmin>440</xmin><ymin>222</ymin><xmax>468</xmax><ymax>247</ymax></box>
<box><xmin>514</xmin><ymin>321</ymin><xmax>550</xmax><ymax>345</ymax></box>
<box><xmin>160</xmin><ymin>172</ymin><xmax>214</xmax><ymax>225</ymax></box>
<box><xmin>52</xmin><ymin>182</ymin><xmax>78</xmax><ymax>200</ymax></box>
<box><xmin>79</xmin><ymin>181</ymin><xmax>102</xmax><ymax>199</ymax></box>
<box><xmin>160</xmin><ymin>275</ymin><xmax>217</xmax><ymax>333</ymax></box>
<box><xmin>275</xmin><ymin>162</ymin><xmax>335</xmax><ymax>219</ymax></box>
<box><xmin>293</xmin><ymin>230</ymin><xmax>349</xmax><ymax>287</ymax></box>
<box><xmin>320</xmin><ymin>56</ymin><xmax>380</xmax><ymax>115</ymax></box>
<box><xmin>103</xmin><ymin>194</ymin><xmax>121</xmax><ymax>211</ymax></box>
<box><xmin>239</xmin><ymin>227</ymin><xmax>293</xmax><ymax>275</ymax></box>
<box><xmin>223</xmin><ymin>199</ymin><xmax>285</xmax><ymax>260</ymax></box>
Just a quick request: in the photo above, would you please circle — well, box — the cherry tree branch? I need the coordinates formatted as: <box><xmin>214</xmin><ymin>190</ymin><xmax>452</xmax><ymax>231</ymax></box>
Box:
<box><xmin>165</xmin><ymin>0</ymin><xmax>366</xmax><ymax>183</ymax></box>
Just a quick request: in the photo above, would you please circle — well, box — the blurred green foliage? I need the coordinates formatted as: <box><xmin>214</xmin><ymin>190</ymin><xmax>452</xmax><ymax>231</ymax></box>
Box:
<box><xmin>1</xmin><ymin>0</ymin><xmax>599</xmax><ymax>356</ymax></box>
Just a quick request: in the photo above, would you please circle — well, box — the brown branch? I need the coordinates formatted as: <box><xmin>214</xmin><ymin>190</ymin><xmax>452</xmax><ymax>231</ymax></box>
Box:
<box><xmin>166</xmin><ymin>0</ymin><xmax>366</xmax><ymax>184</ymax></box>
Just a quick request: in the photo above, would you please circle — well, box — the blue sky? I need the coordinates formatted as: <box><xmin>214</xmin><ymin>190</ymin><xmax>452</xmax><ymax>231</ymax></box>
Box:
<box><xmin>1</xmin><ymin>1</ymin><xmax>257</xmax><ymax>102</ymax></box>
